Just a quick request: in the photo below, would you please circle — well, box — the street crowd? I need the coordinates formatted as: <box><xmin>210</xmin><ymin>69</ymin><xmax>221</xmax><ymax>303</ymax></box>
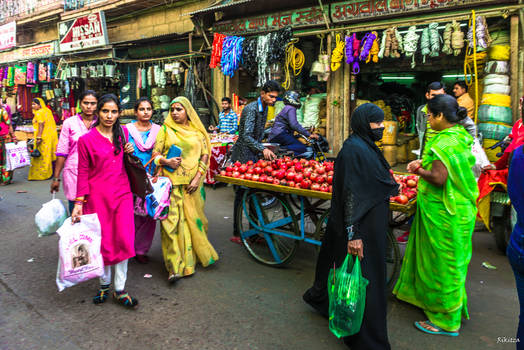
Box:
<box><xmin>0</xmin><ymin>81</ymin><xmax>523</xmax><ymax>349</ymax></box>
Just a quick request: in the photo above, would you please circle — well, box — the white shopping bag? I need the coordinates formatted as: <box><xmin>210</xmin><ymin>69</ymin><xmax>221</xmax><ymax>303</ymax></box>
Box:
<box><xmin>4</xmin><ymin>141</ymin><xmax>30</xmax><ymax>171</ymax></box>
<box><xmin>35</xmin><ymin>194</ymin><xmax>68</xmax><ymax>237</ymax></box>
<box><xmin>472</xmin><ymin>138</ymin><xmax>491</xmax><ymax>180</ymax></box>
<box><xmin>56</xmin><ymin>214</ymin><xmax>104</xmax><ymax>292</ymax></box>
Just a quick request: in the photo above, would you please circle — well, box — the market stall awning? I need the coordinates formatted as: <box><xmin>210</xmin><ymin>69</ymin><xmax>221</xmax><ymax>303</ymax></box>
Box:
<box><xmin>189</xmin><ymin>0</ymin><xmax>255</xmax><ymax>16</ymax></box>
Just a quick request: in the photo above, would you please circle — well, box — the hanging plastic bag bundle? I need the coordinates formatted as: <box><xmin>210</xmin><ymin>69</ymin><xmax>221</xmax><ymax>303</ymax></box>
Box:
<box><xmin>35</xmin><ymin>193</ymin><xmax>68</xmax><ymax>237</ymax></box>
<box><xmin>56</xmin><ymin>214</ymin><xmax>104</xmax><ymax>292</ymax></box>
<box><xmin>328</xmin><ymin>254</ymin><xmax>369</xmax><ymax>338</ymax></box>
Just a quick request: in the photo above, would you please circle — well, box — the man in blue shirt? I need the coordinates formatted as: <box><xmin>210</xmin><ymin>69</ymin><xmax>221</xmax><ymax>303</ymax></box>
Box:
<box><xmin>209</xmin><ymin>97</ymin><xmax>238</xmax><ymax>134</ymax></box>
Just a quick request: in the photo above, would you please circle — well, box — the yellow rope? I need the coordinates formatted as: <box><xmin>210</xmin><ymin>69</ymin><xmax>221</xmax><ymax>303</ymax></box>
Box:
<box><xmin>330</xmin><ymin>33</ymin><xmax>345</xmax><ymax>71</ymax></box>
<box><xmin>464</xmin><ymin>10</ymin><xmax>479</xmax><ymax>124</ymax></box>
<box><xmin>282</xmin><ymin>39</ymin><xmax>305</xmax><ymax>90</ymax></box>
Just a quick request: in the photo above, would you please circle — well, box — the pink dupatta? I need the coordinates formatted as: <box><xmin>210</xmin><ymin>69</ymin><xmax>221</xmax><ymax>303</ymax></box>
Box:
<box><xmin>126</xmin><ymin>122</ymin><xmax>160</xmax><ymax>152</ymax></box>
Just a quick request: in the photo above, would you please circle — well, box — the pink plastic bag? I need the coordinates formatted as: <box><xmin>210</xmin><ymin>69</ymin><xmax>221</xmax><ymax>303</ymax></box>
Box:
<box><xmin>56</xmin><ymin>213</ymin><xmax>104</xmax><ymax>292</ymax></box>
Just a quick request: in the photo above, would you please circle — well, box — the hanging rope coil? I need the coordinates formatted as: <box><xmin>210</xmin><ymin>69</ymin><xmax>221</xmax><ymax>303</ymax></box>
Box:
<box><xmin>468</xmin><ymin>15</ymin><xmax>491</xmax><ymax>50</ymax></box>
<box><xmin>421</xmin><ymin>23</ymin><xmax>440</xmax><ymax>63</ymax></box>
<box><xmin>366</xmin><ymin>31</ymin><xmax>380</xmax><ymax>63</ymax></box>
<box><xmin>395</xmin><ymin>27</ymin><xmax>404</xmax><ymax>54</ymax></box>
<box><xmin>346</xmin><ymin>33</ymin><xmax>361</xmax><ymax>74</ymax></box>
<box><xmin>378</xmin><ymin>30</ymin><xmax>387</xmax><ymax>59</ymax></box>
<box><xmin>241</xmin><ymin>37</ymin><xmax>258</xmax><ymax>76</ymax></box>
<box><xmin>442</xmin><ymin>23</ymin><xmax>453</xmax><ymax>55</ymax></box>
<box><xmin>257</xmin><ymin>34</ymin><xmax>270</xmax><ymax>87</ymax></box>
<box><xmin>451</xmin><ymin>21</ymin><xmax>465</xmax><ymax>56</ymax></box>
<box><xmin>404</xmin><ymin>26</ymin><xmax>420</xmax><ymax>68</ymax></box>
<box><xmin>359</xmin><ymin>32</ymin><xmax>375</xmax><ymax>62</ymax></box>
<box><xmin>330</xmin><ymin>34</ymin><xmax>345</xmax><ymax>71</ymax></box>
<box><xmin>268</xmin><ymin>27</ymin><xmax>293</xmax><ymax>65</ymax></box>
<box><xmin>282</xmin><ymin>39</ymin><xmax>305</xmax><ymax>89</ymax></box>
<box><xmin>210</xmin><ymin>33</ymin><xmax>226</xmax><ymax>69</ymax></box>
<box><xmin>221</xmin><ymin>36</ymin><xmax>244</xmax><ymax>77</ymax></box>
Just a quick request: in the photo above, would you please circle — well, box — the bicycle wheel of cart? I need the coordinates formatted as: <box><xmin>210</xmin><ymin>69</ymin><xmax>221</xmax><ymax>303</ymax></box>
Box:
<box><xmin>386</xmin><ymin>229</ymin><xmax>401</xmax><ymax>293</ymax></box>
<box><xmin>313</xmin><ymin>210</ymin><xmax>329</xmax><ymax>252</ymax></box>
<box><xmin>236</xmin><ymin>190</ymin><xmax>300</xmax><ymax>266</ymax></box>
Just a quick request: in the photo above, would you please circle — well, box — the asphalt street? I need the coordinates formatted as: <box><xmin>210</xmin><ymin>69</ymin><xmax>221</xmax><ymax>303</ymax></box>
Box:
<box><xmin>0</xmin><ymin>167</ymin><xmax>519</xmax><ymax>350</ymax></box>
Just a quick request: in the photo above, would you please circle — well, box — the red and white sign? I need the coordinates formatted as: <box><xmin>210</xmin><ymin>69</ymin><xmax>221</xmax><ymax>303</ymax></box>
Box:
<box><xmin>58</xmin><ymin>11</ymin><xmax>108</xmax><ymax>53</ymax></box>
<box><xmin>0</xmin><ymin>22</ymin><xmax>16</xmax><ymax>52</ymax></box>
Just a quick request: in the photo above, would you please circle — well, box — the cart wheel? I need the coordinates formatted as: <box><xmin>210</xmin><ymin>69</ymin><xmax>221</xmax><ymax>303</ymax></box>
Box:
<box><xmin>389</xmin><ymin>210</ymin><xmax>411</xmax><ymax>228</ymax></box>
<box><xmin>313</xmin><ymin>210</ymin><xmax>329</xmax><ymax>252</ymax></box>
<box><xmin>236</xmin><ymin>190</ymin><xmax>299</xmax><ymax>266</ymax></box>
<box><xmin>386</xmin><ymin>229</ymin><xmax>401</xmax><ymax>293</ymax></box>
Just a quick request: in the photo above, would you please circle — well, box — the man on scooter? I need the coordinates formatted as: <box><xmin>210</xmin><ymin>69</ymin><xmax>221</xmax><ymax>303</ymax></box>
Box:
<box><xmin>268</xmin><ymin>91</ymin><xmax>320</xmax><ymax>157</ymax></box>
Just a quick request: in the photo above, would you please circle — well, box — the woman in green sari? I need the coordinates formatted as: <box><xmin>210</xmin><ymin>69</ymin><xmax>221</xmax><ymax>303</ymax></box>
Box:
<box><xmin>393</xmin><ymin>94</ymin><xmax>479</xmax><ymax>336</ymax></box>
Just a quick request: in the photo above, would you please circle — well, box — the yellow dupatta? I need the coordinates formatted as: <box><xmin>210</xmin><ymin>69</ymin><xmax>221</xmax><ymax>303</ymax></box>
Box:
<box><xmin>160</xmin><ymin>96</ymin><xmax>211</xmax><ymax>185</ymax></box>
<box><xmin>32</xmin><ymin>97</ymin><xmax>56</xmax><ymax>134</ymax></box>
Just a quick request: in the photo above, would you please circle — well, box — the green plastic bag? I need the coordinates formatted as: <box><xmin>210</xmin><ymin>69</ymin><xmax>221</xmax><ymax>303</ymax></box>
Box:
<box><xmin>328</xmin><ymin>254</ymin><xmax>369</xmax><ymax>338</ymax></box>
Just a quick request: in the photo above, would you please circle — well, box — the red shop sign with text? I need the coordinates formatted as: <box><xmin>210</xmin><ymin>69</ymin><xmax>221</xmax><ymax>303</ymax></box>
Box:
<box><xmin>58</xmin><ymin>11</ymin><xmax>109</xmax><ymax>53</ymax></box>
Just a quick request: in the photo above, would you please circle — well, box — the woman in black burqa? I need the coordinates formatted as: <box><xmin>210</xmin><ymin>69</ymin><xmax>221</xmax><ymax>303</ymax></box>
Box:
<box><xmin>303</xmin><ymin>103</ymin><xmax>398</xmax><ymax>350</ymax></box>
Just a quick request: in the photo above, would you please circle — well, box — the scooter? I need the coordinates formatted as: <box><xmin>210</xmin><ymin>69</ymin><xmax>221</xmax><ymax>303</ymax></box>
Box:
<box><xmin>486</xmin><ymin>136</ymin><xmax>514</xmax><ymax>254</ymax></box>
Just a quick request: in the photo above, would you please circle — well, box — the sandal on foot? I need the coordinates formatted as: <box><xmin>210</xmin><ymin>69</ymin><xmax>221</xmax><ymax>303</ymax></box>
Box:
<box><xmin>414</xmin><ymin>321</ymin><xmax>459</xmax><ymax>336</ymax></box>
<box><xmin>168</xmin><ymin>274</ymin><xmax>182</xmax><ymax>285</ymax></box>
<box><xmin>93</xmin><ymin>284</ymin><xmax>111</xmax><ymax>304</ymax></box>
<box><xmin>113</xmin><ymin>291</ymin><xmax>138</xmax><ymax>308</ymax></box>
<box><xmin>229</xmin><ymin>236</ymin><xmax>242</xmax><ymax>244</ymax></box>
<box><xmin>135</xmin><ymin>254</ymin><xmax>149</xmax><ymax>264</ymax></box>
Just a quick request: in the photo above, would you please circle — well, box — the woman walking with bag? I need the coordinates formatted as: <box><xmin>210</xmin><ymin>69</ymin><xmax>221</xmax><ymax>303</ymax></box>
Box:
<box><xmin>153</xmin><ymin>96</ymin><xmax>218</xmax><ymax>284</ymax></box>
<box><xmin>303</xmin><ymin>104</ymin><xmax>398</xmax><ymax>349</ymax></box>
<box><xmin>0</xmin><ymin>103</ymin><xmax>16</xmax><ymax>185</ymax></box>
<box><xmin>28</xmin><ymin>98</ymin><xmax>58</xmax><ymax>180</ymax></box>
<box><xmin>71</xmin><ymin>94</ymin><xmax>138</xmax><ymax>308</ymax></box>
<box><xmin>393</xmin><ymin>94</ymin><xmax>478</xmax><ymax>336</ymax></box>
<box><xmin>127</xmin><ymin>97</ymin><xmax>160</xmax><ymax>264</ymax></box>
<box><xmin>51</xmin><ymin>91</ymin><xmax>97</xmax><ymax>213</ymax></box>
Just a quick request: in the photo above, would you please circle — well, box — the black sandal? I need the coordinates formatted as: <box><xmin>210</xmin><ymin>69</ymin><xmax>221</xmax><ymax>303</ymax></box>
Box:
<box><xmin>113</xmin><ymin>291</ymin><xmax>138</xmax><ymax>308</ymax></box>
<box><xmin>93</xmin><ymin>284</ymin><xmax>110</xmax><ymax>304</ymax></box>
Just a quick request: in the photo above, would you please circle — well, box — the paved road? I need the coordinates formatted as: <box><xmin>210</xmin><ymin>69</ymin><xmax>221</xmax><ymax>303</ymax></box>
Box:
<box><xmin>0</xmin><ymin>168</ymin><xmax>519</xmax><ymax>350</ymax></box>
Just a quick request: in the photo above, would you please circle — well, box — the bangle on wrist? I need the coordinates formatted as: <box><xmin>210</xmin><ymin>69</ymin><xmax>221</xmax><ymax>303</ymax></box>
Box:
<box><xmin>413</xmin><ymin>165</ymin><xmax>422</xmax><ymax>174</ymax></box>
<box><xmin>53</xmin><ymin>178</ymin><xmax>61</xmax><ymax>182</ymax></box>
<box><xmin>74</xmin><ymin>201</ymin><xmax>84</xmax><ymax>206</ymax></box>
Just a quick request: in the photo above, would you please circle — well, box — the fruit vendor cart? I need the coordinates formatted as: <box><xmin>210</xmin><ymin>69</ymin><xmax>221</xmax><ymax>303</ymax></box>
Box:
<box><xmin>215</xmin><ymin>174</ymin><xmax>417</xmax><ymax>291</ymax></box>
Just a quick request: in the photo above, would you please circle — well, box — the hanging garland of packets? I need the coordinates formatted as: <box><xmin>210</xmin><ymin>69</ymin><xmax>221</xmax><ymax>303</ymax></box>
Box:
<box><xmin>210</xmin><ymin>18</ymin><xmax>487</xmax><ymax>80</ymax></box>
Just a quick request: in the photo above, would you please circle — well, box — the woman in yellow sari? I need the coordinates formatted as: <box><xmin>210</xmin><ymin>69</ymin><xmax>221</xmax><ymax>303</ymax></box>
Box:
<box><xmin>28</xmin><ymin>98</ymin><xmax>57</xmax><ymax>180</ymax></box>
<box><xmin>153</xmin><ymin>96</ymin><xmax>218</xmax><ymax>284</ymax></box>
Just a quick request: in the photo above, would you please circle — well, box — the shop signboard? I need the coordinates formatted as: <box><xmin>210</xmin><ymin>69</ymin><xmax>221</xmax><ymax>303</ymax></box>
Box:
<box><xmin>213</xmin><ymin>6</ymin><xmax>328</xmax><ymax>35</ymax></box>
<box><xmin>0</xmin><ymin>22</ymin><xmax>16</xmax><ymax>52</ymax></box>
<box><xmin>330</xmin><ymin>0</ymin><xmax>513</xmax><ymax>22</ymax></box>
<box><xmin>58</xmin><ymin>11</ymin><xmax>108</xmax><ymax>53</ymax></box>
<box><xmin>0</xmin><ymin>42</ymin><xmax>57</xmax><ymax>64</ymax></box>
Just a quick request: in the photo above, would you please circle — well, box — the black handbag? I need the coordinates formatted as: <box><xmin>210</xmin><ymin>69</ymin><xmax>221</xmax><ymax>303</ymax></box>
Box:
<box><xmin>121</xmin><ymin>127</ymin><xmax>153</xmax><ymax>199</ymax></box>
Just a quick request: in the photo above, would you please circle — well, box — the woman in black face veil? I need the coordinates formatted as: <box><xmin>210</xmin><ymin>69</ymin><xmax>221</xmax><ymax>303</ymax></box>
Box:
<box><xmin>303</xmin><ymin>103</ymin><xmax>399</xmax><ymax>350</ymax></box>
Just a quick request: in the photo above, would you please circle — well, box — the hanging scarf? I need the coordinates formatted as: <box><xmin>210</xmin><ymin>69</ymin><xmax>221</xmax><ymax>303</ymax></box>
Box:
<box><xmin>126</xmin><ymin>122</ymin><xmax>160</xmax><ymax>152</ymax></box>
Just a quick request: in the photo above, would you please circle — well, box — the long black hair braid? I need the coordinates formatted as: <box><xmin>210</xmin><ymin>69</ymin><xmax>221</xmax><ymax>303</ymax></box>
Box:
<box><xmin>95</xmin><ymin>94</ymin><xmax>123</xmax><ymax>155</ymax></box>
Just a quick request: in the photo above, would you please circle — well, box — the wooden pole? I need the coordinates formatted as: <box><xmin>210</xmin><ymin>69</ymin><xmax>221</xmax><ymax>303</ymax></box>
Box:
<box><xmin>343</xmin><ymin>56</ymin><xmax>350</xmax><ymax>140</ymax></box>
<box><xmin>510</xmin><ymin>15</ymin><xmax>519</xmax><ymax>123</ymax></box>
<box><xmin>326</xmin><ymin>34</ymin><xmax>334</xmax><ymax>155</ymax></box>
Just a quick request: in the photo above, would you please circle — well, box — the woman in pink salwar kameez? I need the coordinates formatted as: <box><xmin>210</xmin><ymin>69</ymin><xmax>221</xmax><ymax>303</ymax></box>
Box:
<box><xmin>71</xmin><ymin>94</ymin><xmax>138</xmax><ymax>309</ymax></box>
<box><xmin>51</xmin><ymin>91</ymin><xmax>97</xmax><ymax>213</ymax></box>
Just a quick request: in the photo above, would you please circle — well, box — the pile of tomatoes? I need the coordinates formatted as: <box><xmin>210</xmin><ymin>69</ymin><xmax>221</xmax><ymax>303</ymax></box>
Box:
<box><xmin>390</xmin><ymin>174</ymin><xmax>419</xmax><ymax>205</ymax></box>
<box><xmin>220</xmin><ymin>157</ymin><xmax>335</xmax><ymax>193</ymax></box>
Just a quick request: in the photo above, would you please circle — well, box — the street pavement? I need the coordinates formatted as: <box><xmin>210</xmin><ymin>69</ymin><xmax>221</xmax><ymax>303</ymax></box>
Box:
<box><xmin>0</xmin><ymin>167</ymin><xmax>519</xmax><ymax>350</ymax></box>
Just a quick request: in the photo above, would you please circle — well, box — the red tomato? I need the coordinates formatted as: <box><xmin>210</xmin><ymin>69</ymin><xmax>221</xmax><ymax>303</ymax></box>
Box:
<box><xmin>327</xmin><ymin>175</ymin><xmax>333</xmax><ymax>185</ymax></box>
<box><xmin>271</xmin><ymin>170</ymin><xmax>278</xmax><ymax>178</ymax></box>
<box><xmin>252</xmin><ymin>174</ymin><xmax>260</xmax><ymax>181</ymax></box>
<box><xmin>295</xmin><ymin>182</ymin><xmax>302</xmax><ymax>189</ymax></box>
<box><xmin>310</xmin><ymin>173</ymin><xmax>318</xmax><ymax>182</ymax></box>
<box><xmin>320</xmin><ymin>184</ymin><xmax>329</xmax><ymax>192</ymax></box>
<box><xmin>292</xmin><ymin>158</ymin><xmax>300</xmax><ymax>164</ymax></box>
<box><xmin>284</xmin><ymin>156</ymin><xmax>291</xmax><ymax>162</ymax></box>
<box><xmin>220</xmin><ymin>170</ymin><xmax>226</xmax><ymax>176</ymax></box>
<box><xmin>280</xmin><ymin>179</ymin><xmax>288</xmax><ymax>186</ymax></box>
<box><xmin>263</xmin><ymin>166</ymin><xmax>272</xmax><ymax>175</ymax></box>
<box><xmin>260</xmin><ymin>160</ymin><xmax>268</xmax><ymax>168</ymax></box>
<box><xmin>266</xmin><ymin>176</ymin><xmax>274</xmax><ymax>183</ymax></box>
<box><xmin>280</xmin><ymin>163</ymin><xmax>288</xmax><ymax>171</ymax></box>
<box><xmin>232</xmin><ymin>166</ymin><xmax>239</xmax><ymax>172</ymax></box>
<box><xmin>288</xmin><ymin>180</ymin><xmax>295</xmax><ymax>187</ymax></box>
<box><xmin>303</xmin><ymin>169</ymin><xmax>312</xmax><ymax>179</ymax></box>
<box><xmin>328</xmin><ymin>185</ymin><xmax>332</xmax><ymax>193</ymax></box>
<box><xmin>254</xmin><ymin>167</ymin><xmax>263</xmax><ymax>175</ymax></box>
<box><xmin>276</xmin><ymin>170</ymin><xmax>286</xmax><ymax>179</ymax></box>
<box><xmin>397</xmin><ymin>195</ymin><xmax>409</xmax><ymax>205</ymax></box>
<box><xmin>325</xmin><ymin>162</ymin><xmax>334</xmax><ymax>172</ymax></box>
<box><xmin>300</xmin><ymin>179</ymin><xmax>311</xmax><ymax>189</ymax></box>
<box><xmin>239</xmin><ymin>174</ymin><xmax>245</xmax><ymax>180</ymax></box>
<box><xmin>286</xmin><ymin>161</ymin><xmax>293</xmax><ymax>168</ymax></box>
<box><xmin>316</xmin><ymin>166</ymin><xmax>326</xmax><ymax>175</ymax></box>
<box><xmin>245</xmin><ymin>173</ymin><xmax>253</xmax><ymax>181</ymax></box>
<box><xmin>247</xmin><ymin>160</ymin><xmax>254</xmax><ymax>166</ymax></box>
<box><xmin>286</xmin><ymin>171</ymin><xmax>296</xmax><ymax>181</ymax></box>
<box><xmin>300</xmin><ymin>158</ymin><xmax>307</xmax><ymax>164</ymax></box>
<box><xmin>246</xmin><ymin>168</ymin><xmax>254</xmax><ymax>175</ymax></box>
<box><xmin>406</xmin><ymin>179</ymin><xmax>417</xmax><ymax>188</ymax></box>
<box><xmin>327</xmin><ymin>170</ymin><xmax>334</xmax><ymax>176</ymax></box>
<box><xmin>234</xmin><ymin>161</ymin><xmax>241</xmax><ymax>167</ymax></box>
<box><xmin>232</xmin><ymin>171</ymin><xmax>240</xmax><ymax>178</ymax></box>
<box><xmin>239</xmin><ymin>165</ymin><xmax>248</xmax><ymax>174</ymax></box>
<box><xmin>259</xmin><ymin>174</ymin><xmax>267</xmax><ymax>183</ymax></box>
<box><xmin>273</xmin><ymin>179</ymin><xmax>280</xmax><ymax>185</ymax></box>
<box><xmin>226</xmin><ymin>166</ymin><xmax>233</xmax><ymax>172</ymax></box>
<box><xmin>295</xmin><ymin>163</ymin><xmax>303</xmax><ymax>172</ymax></box>
<box><xmin>310</xmin><ymin>183</ymin><xmax>321</xmax><ymax>191</ymax></box>
<box><xmin>302</xmin><ymin>160</ymin><xmax>309</xmax><ymax>167</ymax></box>
<box><xmin>294</xmin><ymin>173</ymin><xmax>304</xmax><ymax>183</ymax></box>
<box><xmin>316</xmin><ymin>175</ymin><xmax>325</xmax><ymax>184</ymax></box>
<box><xmin>226</xmin><ymin>171</ymin><xmax>233</xmax><ymax>177</ymax></box>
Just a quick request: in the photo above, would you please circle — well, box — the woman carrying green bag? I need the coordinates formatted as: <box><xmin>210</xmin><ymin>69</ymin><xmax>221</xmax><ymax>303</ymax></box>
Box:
<box><xmin>303</xmin><ymin>104</ymin><xmax>398</xmax><ymax>349</ymax></box>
